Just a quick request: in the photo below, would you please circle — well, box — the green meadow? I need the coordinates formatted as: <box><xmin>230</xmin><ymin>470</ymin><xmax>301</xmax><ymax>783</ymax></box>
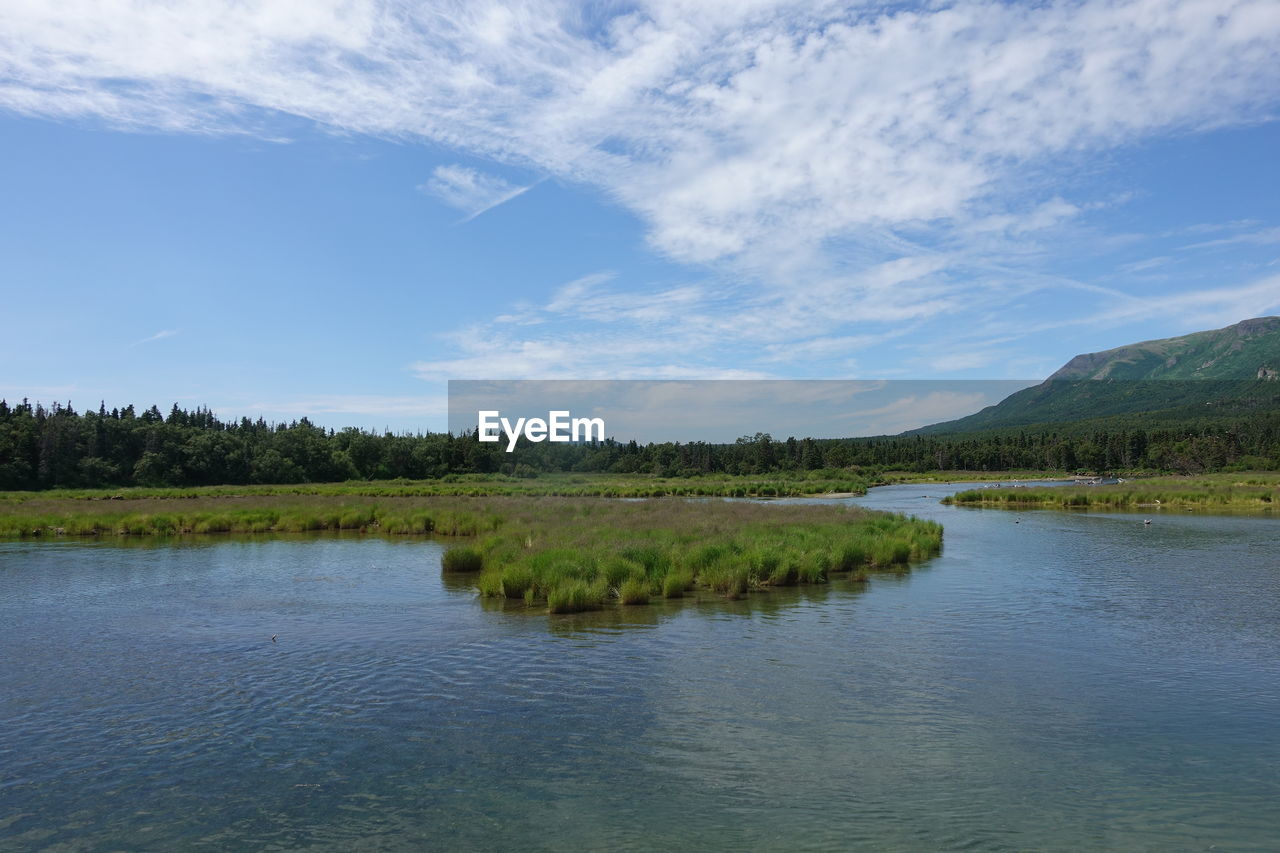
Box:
<box><xmin>0</xmin><ymin>472</ymin><xmax>876</xmax><ymax>538</ymax></box>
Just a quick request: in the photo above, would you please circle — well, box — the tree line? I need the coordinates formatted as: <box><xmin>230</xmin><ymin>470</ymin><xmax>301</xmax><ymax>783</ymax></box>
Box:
<box><xmin>1</xmin><ymin>398</ymin><xmax>1277</xmax><ymax>490</ymax></box>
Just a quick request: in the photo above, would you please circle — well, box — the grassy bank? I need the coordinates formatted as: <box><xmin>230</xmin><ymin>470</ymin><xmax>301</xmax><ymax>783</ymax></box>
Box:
<box><xmin>0</xmin><ymin>471</ymin><xmax>872</xmax><ymax>504</ymax></box>
<box><xmin>0</xmin><ymin>493</ymin><xmax>508</xmax><ymax>538</ymax></box>
<box><xmin>943</xmin><ymin>472</ymin><xmax>1280</xmax><ymax>511</ymax></box>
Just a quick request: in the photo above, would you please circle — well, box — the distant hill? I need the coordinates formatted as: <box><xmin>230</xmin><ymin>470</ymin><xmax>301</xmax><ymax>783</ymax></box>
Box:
<box><xmin>913</xmin><ymin>317</ymin><xmax>1280</xmax><ymax>434</ymax></box>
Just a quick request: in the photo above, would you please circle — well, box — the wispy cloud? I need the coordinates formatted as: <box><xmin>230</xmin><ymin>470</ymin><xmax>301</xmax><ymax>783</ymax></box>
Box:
<box><xmin>3</xmin><ymin>1</ymin><xmax>1278</xmax><ymax>376</ymax></box>
<box><xmin>965</xmin><ymin>274</ymin><xmax>1280</xmax><ymax>342</ymax></box>
<box><xmin>1093</xmin><ymin>275</ymin><xmax>1280</xmax><ymax>329</ymax></box>
<box><xmin>1164</xmin><ymin>219</ymin><xmax>1263</xmax><ymax>237</ymax></box>
<box><xmin>131</xmin><ymin>329</ymin><xmax>179</xmax><ymax>347</ymax></box>
<box><xmin>1117</xmin><ymin>256</ymin><xmax>1173</xmax><ymax>275</ymax></box>
<box><xmin>408</xmin><ymin>258</ymin><xmax>958</xmax><ymax>380</ymax></box>
<box><xmin>419</xmin><ymin>165</ymin><xmax>536</xmax><ymax>222</ymax></box>
<box><xmin>3</xmin><ymin>2</ymin><xmax>1274</xmax><ymax>257</ymax></box>
<box><xmin>1183</xmin><ymin>226</ymin><xmax>1280</xmax><ymax>251</ymax></box>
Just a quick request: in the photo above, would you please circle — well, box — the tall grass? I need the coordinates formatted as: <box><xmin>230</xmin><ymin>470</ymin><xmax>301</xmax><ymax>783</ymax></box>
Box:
<box><xmin>441</xmin><ymin>546</ymin><xmax>484</xmax><ymax>572</ymax></box>
<box><xmin>618</xmin><ymin>576</ymin><xmax>651</xmax><ymax>605</ymax></box>
<box><xmin>0</xmin><ymin>470</ymin><xmax>874</xmax><ymax>505</ymax></box>
<box><xmin>466</xmin><ymin>498</ymin><xmax>943</xmax><ymax>613</ymax></box>
<box><xmin>0</xmin><ymin>494</ymin><xmax>511</xmax><ymax>540</ymax></box>
<box><xmin>945</xmin><ymin>473</ymin><xmax>1280</xmax><ymax>510</ymax></box>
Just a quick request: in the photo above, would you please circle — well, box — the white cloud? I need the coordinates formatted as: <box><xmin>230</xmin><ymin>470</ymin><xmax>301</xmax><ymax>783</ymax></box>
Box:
<box><xmin>419</xmin><ymin>165</ymin><xmax>534</xmax><ymax>221</ymax></box>
<box><xmin>544</xmin><ymin>271</ymin><xmax>618</xmax><ymax>313</ymax></box>
<box><xmin>1164</xmin><ymin>219</ymin><xmax>1263</xmax><ymax>237</ymax></box>
<box><xmin>410</xmin><ymin>330</ymin><xmax>769</xmax><ymax>381</ymax></box>
<box><xmin>1117</xmin><ymin>256</ymin><xmax>1173</xmax><ymax>274</ymax></box>
<box><xmin>966</xmin><ymin>198</ymin><xmax>1082</xmax><ymax>237</ymax></box>
<box><xmin>408</xmin><ymin>256</ymin><xmax>958</xmax><ymax>380</ymax></box>
<box><xmin>4</xmin><ymin>2</ymin><xmax>1275</xmax><ymax>251</ymax></box>
<box><xmin>1183</xmin><ymin>225</ymin><xmax>1280</xmax><ymax>251</ymax></box>
<box><xmin>131</xmin><ymin>329</ymin><xmax>179</xmax><ymax>346</ymax></box>
<box><xmin>963</xmin><ymin>274</ymin><xmax>1280</xmax><ymax>342</ymax></box>
<box><xmin>2</xmin><ymin>0</ymin><xmax>1278</xmax><ymax>376</ymax></box>
<box><xmin>1098</xmin><ymin>275</ymin><xmax>1280</xmax><ymax>329</ymax></box>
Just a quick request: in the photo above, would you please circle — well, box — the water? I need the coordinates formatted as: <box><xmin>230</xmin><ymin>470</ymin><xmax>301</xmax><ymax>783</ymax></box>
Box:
<box><xmin>2</xmin><ymin>485</ymin><xmax>1278</xmax><ymax>851</ymax></box>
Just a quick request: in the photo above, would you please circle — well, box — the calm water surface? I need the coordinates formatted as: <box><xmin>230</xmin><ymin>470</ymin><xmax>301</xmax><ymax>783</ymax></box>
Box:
<box><xmin>2</xmin><ymin>484</ymin><xmax>1279</xmax><ymax>851</ymax></box>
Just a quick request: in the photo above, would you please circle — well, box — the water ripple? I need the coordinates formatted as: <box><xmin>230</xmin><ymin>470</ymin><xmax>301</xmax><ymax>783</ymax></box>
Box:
<box><xmin>2</xmin><ymin>502</ymin><xmax>1280</xmax><ymax>849</ymax></box>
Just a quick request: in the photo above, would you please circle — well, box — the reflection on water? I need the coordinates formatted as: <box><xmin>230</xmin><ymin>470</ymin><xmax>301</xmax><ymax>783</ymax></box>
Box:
<box><xmin>2</xmin><ymin>484</ymin><xmax>1279</xmax><ymax>850</ymax></box>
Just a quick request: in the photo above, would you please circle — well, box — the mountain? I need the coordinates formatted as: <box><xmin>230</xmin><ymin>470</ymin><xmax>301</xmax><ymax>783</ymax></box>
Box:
<box><xmin>1046</xmin><ymin>316</ymin><xmax>1280</xmax><ymax>381</ymax></box>
<box><xmin>913</xmin><ymin>317</ymin><xmax>1280</xmax><ymax>434</ymax></box>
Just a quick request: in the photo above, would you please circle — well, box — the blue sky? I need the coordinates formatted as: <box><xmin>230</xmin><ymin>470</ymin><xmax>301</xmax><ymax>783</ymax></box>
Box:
<box><xmin>1</xmin><ymin>0</ymin><xmax>1279</xmax><ymax>434</ymax></box>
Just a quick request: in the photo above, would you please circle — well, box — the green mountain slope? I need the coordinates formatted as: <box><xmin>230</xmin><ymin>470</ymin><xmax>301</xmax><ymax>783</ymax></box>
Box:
<box><xmin>1047</xmin><ymin>316</ymin><xmax>1280</xmax><ymax>380</ymax></box>
<box><xmin>913</xmin><ymin>317</ymin><xmax>1280</xmax><ymax>434</ymax></box>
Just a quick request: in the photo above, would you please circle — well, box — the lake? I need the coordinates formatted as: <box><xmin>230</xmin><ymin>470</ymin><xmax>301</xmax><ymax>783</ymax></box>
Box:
<box><xmin>2</xmin><ymin>482</ymin><xmax>1278</xmax><ymax>850</ymax></box>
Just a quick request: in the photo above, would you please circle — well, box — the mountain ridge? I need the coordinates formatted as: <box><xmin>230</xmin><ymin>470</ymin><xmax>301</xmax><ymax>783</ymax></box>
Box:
<box><xmin>1047</xmin><ymin>316</ymin><xmax>1280</xmax><ymax>381</ymax></box>
<box><xmin>912</xmin><ymin>317</ymin><xmax>1280</xmax><ymax>435</ymax></box>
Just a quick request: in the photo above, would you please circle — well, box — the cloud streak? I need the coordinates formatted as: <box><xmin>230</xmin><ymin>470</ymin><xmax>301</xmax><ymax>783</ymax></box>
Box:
<box><xmin>131</xmin><ymin>329</ymin><xmax>179</xmax><ymax>347</ymax></box>
<box><xmin>420</xmin><ymin>165</ymin><xmax>536</xmax><ymax>221</ymax></box>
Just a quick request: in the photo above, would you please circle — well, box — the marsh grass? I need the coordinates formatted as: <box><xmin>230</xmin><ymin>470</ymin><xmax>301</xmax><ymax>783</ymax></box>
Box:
<box><xmin>441</xmin><ymin>546</ymin><xmax>484</xmax><ymax>572</ymax></box>
<box><xmin>499</xmin><ymin>565</ymin><xmax>535</xmax><ymax>599</ymax></box>
<box><xmin>944</xmin><ymin>472</ymin><xmax>1280</xmax><ymax>510</ymax></box>
<box><xmin>0</xmin><ymin>492</ymin><xmax>514</xmax><ymax>540</ymax></box>
<box><xmin>0</xmin><ymin>484</ymin><xmax>944</xmax><ymax>616</ymax></box>
<box><xmin>661</xmin><ymin>570</ymin><xmax>694</xmax><ymax>598</ymax></box>
<box><xmin>618</xmin><ymin>576</ymin><xmax>651</xmax><ymax>605</ymax></box>
<box><xmin>0</xmin><ymin>471</ymin><xmax>873</xmax><ymax>506</ymax></box>
<box><xmin>466</xmin><ymin>498</ymin><xmax>942</xmax><ymax>612</ymax></box>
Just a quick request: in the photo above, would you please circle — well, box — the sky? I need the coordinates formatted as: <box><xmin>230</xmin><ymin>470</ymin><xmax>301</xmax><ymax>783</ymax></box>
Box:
<box><xmin>1</xmin><ymin>0</ymin><xmax>1279</xmax><ymax>435</ymax></box>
